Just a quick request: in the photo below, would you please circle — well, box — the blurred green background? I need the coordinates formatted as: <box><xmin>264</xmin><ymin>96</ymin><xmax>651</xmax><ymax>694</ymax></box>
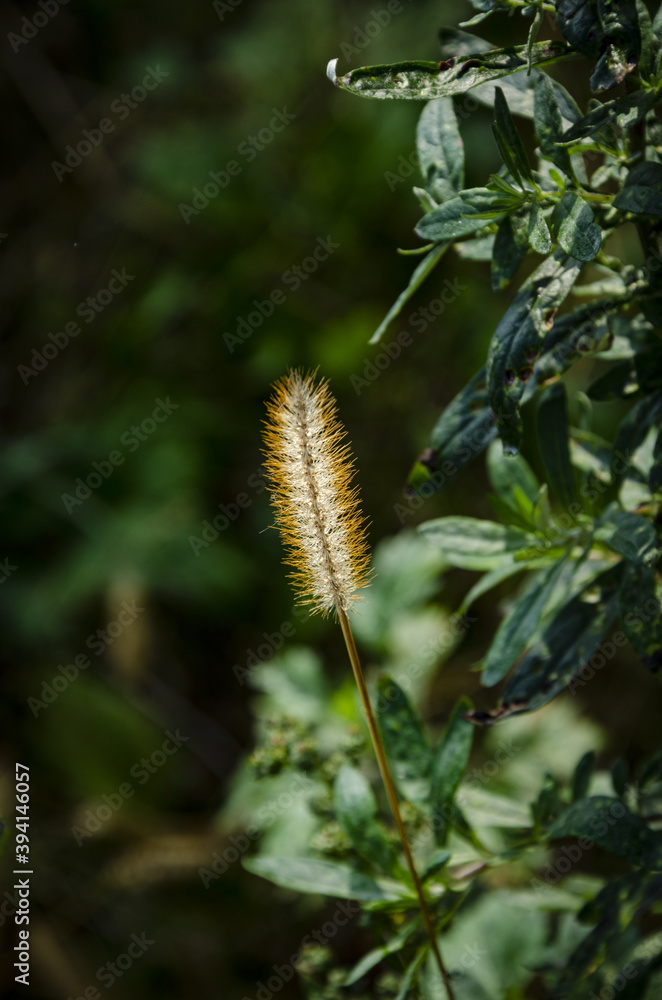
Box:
<box><xmin>3</xmin><ymin>1</ymin><xmax>661</xmax><ymax>997</ymax></box>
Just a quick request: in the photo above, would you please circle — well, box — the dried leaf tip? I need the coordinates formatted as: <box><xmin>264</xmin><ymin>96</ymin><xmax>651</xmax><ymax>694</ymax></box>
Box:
<box><xmin>262</xmin><ymin>369</ymin><xmax>372</xmax><ymax>617</ymax></box>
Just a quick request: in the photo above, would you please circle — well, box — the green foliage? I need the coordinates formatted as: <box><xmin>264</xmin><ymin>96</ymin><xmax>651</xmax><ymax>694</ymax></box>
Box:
<box><xmin>245</xmin><ymin>2</ymin><xmax>662</xmax><ymax>997</ymax></box>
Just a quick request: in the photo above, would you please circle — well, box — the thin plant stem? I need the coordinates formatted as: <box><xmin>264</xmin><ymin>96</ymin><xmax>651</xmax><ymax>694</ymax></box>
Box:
<box><xmin>338</xmin><ymin>608</ymin><xmax>457</xmax><ymax>1000</ymax></box>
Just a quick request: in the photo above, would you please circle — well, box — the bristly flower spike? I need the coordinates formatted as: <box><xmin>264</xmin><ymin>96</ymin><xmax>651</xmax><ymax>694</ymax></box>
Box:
<box><xmin>262</xmin><ymin>369</ymin><xmax>456</xmax><ymax>1000</ymax></box>
<box><xmin>262</xmin><ymin>368</ymin><xmax>372</xmax><ymax>617</ymax></box>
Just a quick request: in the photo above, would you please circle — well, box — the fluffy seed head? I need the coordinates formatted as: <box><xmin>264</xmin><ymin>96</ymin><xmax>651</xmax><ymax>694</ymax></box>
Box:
<box><xmin>262</xmin><ymin>369</ymin><xmax>372</xmax><ymax>616</ymax></box>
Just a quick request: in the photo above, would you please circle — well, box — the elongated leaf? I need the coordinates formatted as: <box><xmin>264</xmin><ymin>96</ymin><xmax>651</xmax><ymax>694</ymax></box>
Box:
<box><xmin>554</xmin><ymin>192</ymin><xmax>601</xmax><ymax>262</ymax></box>
<box><xmin>459</xmin><ymin>785</ymin><xmax>532</xmax><ymax>828</ymax></box>
<box><xmin>334</xmin><ymin>765</ymin><xmax>397</xmax><ymax>872</ymax></box>
<box><xmin>619</xmin><ymin>561</ymin><xmax>662</xmax><ymax>667</ymax></box>
<box><xmin>482</xmin><ymin>557</ymin><xmax>569</xmax><ymax>687</ymax></box>
<box><xmin>437</xmin><ymin>28</ymin><xmax>582</xmax><ymax>124</ymax></box>
<box><xmin>548</xmin><ymin>797</ymin><xmax>662</xmax><ymax>868</ymax></box>
<box><xmin>561</xmin><ymin>90</ymin><xmax>655</xmax><ymax>144</ymax></box>
<box><xmin>527</xmin><ymin>203</ymin><xmax>552</xmax><ymax>254</ymax></box>
<box><xmin>407</xmin><ymin>367</ymin><xmax>497</xmax><ymax>494</ymax></box>
<box><xmin>494</xmin><ymin>86</ymin><xmax>532</xmax><ymax>183</ymax></box>
<box><xmin>370</xmin><ymin>244</ymin><xmax>448</xmax><ymax>345</ymax></box>
<box><xmin>614</xmin><ymin>160</ymin><xmax>662</xmax><ymax>216</ymax></box>
<box><xmin>501</xmin><ymin>563</ymin><xmax>624</xmax><ymax>710</ymax></box>
<box><xmin>591</xmin><ymin>0</ymin><xmax>641</xmax><ymax>91</ymax></box>
<box><xmin>376</xmin><ymin>676</ymin><xmax>432</xmax><ymax>804</ymax></box>
<box><xmin>416</xmin><ymin>98</ymin><xmax>464</xmax><ymax>201</ymax></box>
<box><xmin>487</xmin><ymin>439</ymin><xmax>539</xmax><ymax>506</ymax></box>
<box><xmin>534</xmin><ymin>294</ymin><xmax>628</xmax><ymax>382</ymax></box>
<box><xmin>243</xmin><ymin>856</ymin><xmax>411</xmax><ymax>901</ymax></box>
<box><xmin>469</xmin><ymin>564</ymin><xmax>625</xmax><ymax>721</ymax></box>
<box><xmin>416</xmin><ymin>188</ymin><xmax>505</xmax><ymax>242</ymax></box>
<box><xmin>487</xmin><ymin>251</ymin><xmax>582</xmax><ymax>450</ymax></box>
<box><xmin>595</xmin><ymin>509</ymin><xmax>658</xmax><ymax>565</ymax></box>
<box><xmin>537</xmin><ymin>382</ymin><xmax>575</xmax><ymax>509</ymax></box>
<box><xmin>555</xmin><ymin>0</ymin><xmax>602</xmax><ymax>56</ymax></box>
<box><xmin>534</xmin><ymin>73</ymin><xmax>573</xmax><ymax>175</ymax></box>
<box><xmin>614</xmin><ymin>389</ymin><xmax>662</xmax><ymax>460</ymax></box>
<box><xmin>327</xmin><ymin>41</ymin><xmax>573</xmax><ymax>101</ymax></box>
<box><xmin>572</xmin><ymin>750</ymin><xmax>595</xmax><ymax>802</ymax></box>
<box><xmin>344</xmin><ymin>921</ymin><xmax>418</xmax><ymax>986</ymax></box>
<box><xmin>458</xmin><ymin>561</ymin><xmax>529</xmax><ymax>613</ymax></box>
<box><xmin>492</xmin><ymin>210</ymin><xmax>530</xmax><ymax>290</ymax></box>
<box><xmin>431</xmin><ymin>696</ymin><xmax>474</xmax><ymax>845</ymax></box>
<box><xmin>419</xmin><ymin>516</ymin><xmax>537</xmax><ymax>571</ymax></box>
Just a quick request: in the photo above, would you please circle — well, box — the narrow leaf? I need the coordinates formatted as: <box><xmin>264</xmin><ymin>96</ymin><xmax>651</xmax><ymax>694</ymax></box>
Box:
<box><xmin>614</xmin><ymin>160</ymin><xmax>662</xmax><ymax>216</ymax></box>
<box><xmin>376</xmin><ymin>676</ymin><xmax>432</xmax><ymax>804</ymax></box>
<box><xmin>419</xmin><ymin>517</ymin><xmax>537</xmax><ymax>571</ymax></box>
<box><xmin>327</xmin><ymin>41</ymin><xmax>574</xmax><ymax>101</ymax></box>
<box><xmin>416</xmin><ymin>98</ymin><xmax>464</xmax><ymax>201</ymax></box>
<box><xmin>334</xmin><ymin>765</ymin><xmax>397</xmax><ymax>874</ymax></box>
<box><xmin>431</xmin><ymin>696</ymin><xmax>474</xmax><ymax>845</ymax></box>
<box><xmin>370</xmin><ymin>244</ymin><xmax>448</xmax><ymax>345</ymax></box>
<box><xmin>482</xmin><ymin>557</ymin><xmax>569</xmax><ymax>687</ymax></box>
<box><xmin>534</xmin><ymin>73</ymin><xmax>573</xmax><ymax>175</ymax></box>
<box><xmin>537</xmin><ymin>382</ymin><xmax>576</xmax><ymax>509</ymax></box>
<box><xmin>243</xmin><ymin>856</ymin><xmax>411</xmax><ymax>901</ymax></box>
<box><xmin>487</xmin><ymin>251</ymin><xmax>582</xmax><ymax>450</ymax></box>
<box><xmin>492</xmin><ymin>210</ymin><xmax>530</xmax><ymax>290</ymax></box>
<box><xmin>548</xmin><ymin>797</ymin><xmax>662</xmax><ymax>868</ymax></box>
<box><xmin>494</xmin><ymin>86</ymin><xmax>533</xmax><ymax>182</ymax></box>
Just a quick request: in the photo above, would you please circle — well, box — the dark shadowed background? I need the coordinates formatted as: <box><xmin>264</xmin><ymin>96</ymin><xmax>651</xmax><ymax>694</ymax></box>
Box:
<box><xmin>2</xmin><ymin>1</ymin><xmax>660</xmax><ymax>997</ymax></box>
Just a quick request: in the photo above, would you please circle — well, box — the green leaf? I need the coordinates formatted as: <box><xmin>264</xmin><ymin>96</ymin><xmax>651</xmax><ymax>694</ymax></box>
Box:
<box><xmin>499</xmin><ymin>563</ymin><xmax>624</xmax><ymax>712</ymax></box>
<box><xmin>650</xmin><ymin>426</ymin><xmax>662</xmax><ymax>493</ymax></box>
<box><xmin>416</xmin><ymin>98</ymin><xmax>464</xmax><ymax>201</ymax></box>
<box><xmin>637</xmin><ymin>0</ymin><xmax>654</xmax><ymax>79</ymax></box>
<box><xmin>486</xmin><ymin>251</ymin><xmax>582</xmax><ymax>451</ymax></box>
<box><xmin>591</xmin><ymin>0</ymin><xmax>642</xmax><ymax>91</ymax></box>
<box><xmin>586</xmin><ymin>358</ymin><xmax>640</xmax><ymax>400</ymax></box>
<box><xmin>492</xmin><ymin>210</ymin><xmax>530</xmax><ymax>290</ymax></box>
<box><xmin>534</xmin><ymin>73</ymin><xmax>573</xmax><ymax>176</ymax></box>
<box><xmin>494</xmin><ymin>86</ymin><xmax>533</xmax><ymax>183</ymax></box>
<box><xmin>344</xmin><ymin>921</ymin><xmax>418</xmax><ymax>986</ymax></box>
<box><xmin>535</xmin><ymin>295</ymin><xmax>627</xmax><ymax>382</ymax></box>
<box><xmin>537</xmin><ymin>382</ymin><xmax>576</xmax><ymax>509</ymax></box>
<box><xmin>572</xmin><ymin>750</ymin><xmax>595</xmax><ymax>802</ymax></box>
<box><xmin>482</xmin><ymin>557</ymin><xmax>569</xmax><ymax>687</ymax></box>
<box><xmin>561</xmin><ymin>90</ymin><xmax>655</xmax><ymax>144</ymax></box>
<box><xmin>487</xmin><ymin>438</ymin><xmax>540</xmax><ymax>506</ymax></box>
<box><xmin>554</xmin><ymin>192</ymin><xmax>601</xmax><ymax>262</ymax></box>
<box><xmin>465</xmin><ymin>565</ymin><xmax>626</xmax><ymax>722</ymax></box>
<box><xmin>459</xmin><ymin>785</ymin><xmax>532</xmax><ymax>828</ymax></box>
<box><xmin>421</xmin><ymin>848</ymin><xmax>452</xmax><ymax>880</ymax></box>
<box><xmin>555</xmin><ymin>0</ymin><xmax>602</xmax><ymax>57</ymax></box>
<box><xmin>614</xmin><ymin>160</ymin><xmax>662</xmax><ymax>215</ymax></box>
<box><xmin>431</xmin><ymin>696</ymin><xmax>474</xmax><ymax>845</ymax></box>
<box><xmin>595</xmin><ymin>509</ymin><xmax>658</xmax><ymax>565</ymax></box>
<box><xmin>370</xmin><ymin>243</ymin><xmax>448</xmax><ymax>345</ymax></box>
<box><xmin>438</xmin><ymin>27</ymin><xmax>581</xmax><ymax>123</ymax></box>
<box><xmin>619</xmin><ymin>562</ymin><xmax>662</xmax><ymax>666</ymax></box>
<box><xmin>394</xmin><ymin>949</ymin><xmax>426</xmax><ymax>1000</ymax></box>
<box><xmin>419</xmin><ymin>516</ymin><xmax>537</xmax><ymax>571</ymax></box>
<box><xmin>527</xmin><ymin>203</ymin><xmax>552</xmax><ymax>254</ymax></box>
<box><xmin>376</xmin><ymin>676</ymin><xmax>432</xmax><ymax>804</ymax></box>
<box><xmin>334</xmin><ymin>765</ymin><xmax>398</xmax><ymax>872</ymax></box>
<box><xmin>548</xmin><ymin>797</ymin><xmax>662</xmax><ymax>868</ymax></box>
<box><xmin>614</xmin><ymin>389</ymin><xmax>662</xmax><ymax>460</ymax></box>
<box><xmin>243</xmin><ymin>856</ymin><xmax>412</xmax><ymax>901</ymax></box>
<box><xmin>458</xmin><ymin>561</ymin><xmax>529</xmax><ymax>614</ymax></box>
<box><xmin>327</xmin><ymin>41</ymin><xmax>574</xmax><ymax>101</ymax></box>
<box><xmin>415</xmin><ymin>189</ymin><xmax>506</xmax><ymax>243</ymax></box>
<box><xmin>407</xmin><ymin>367</ymin><xmax>497</xmax><ymax>495</ymax></box>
